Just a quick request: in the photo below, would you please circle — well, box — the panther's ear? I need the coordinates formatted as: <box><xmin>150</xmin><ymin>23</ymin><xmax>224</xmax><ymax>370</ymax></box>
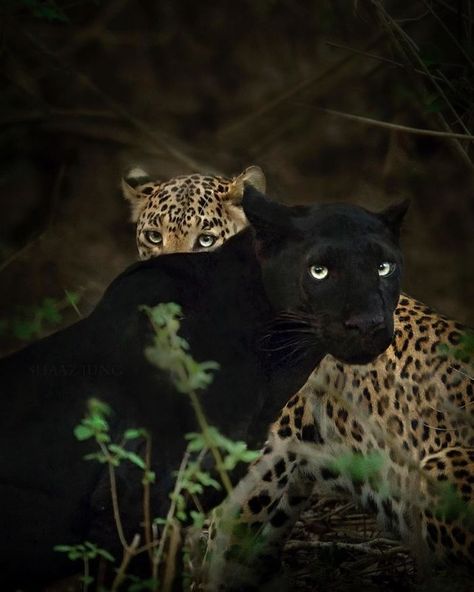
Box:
<box><xmin>242</xmin><ymin>185</ymin><xmax>295</xmax><ymax>253</ymax></box>
<box><xmin>379</xmin><ymin>198</ymin><xmax>410</xmax><ymax>234</ymax></box>
<box><xmin>225</xmin><ymin>165</ymin><xmax>266</xmax><ymax>205</ymax></box>
<box><xmin>121</xmin><ymin>167</ymin><xmax>158</xmax><ymax>222</ymax></box>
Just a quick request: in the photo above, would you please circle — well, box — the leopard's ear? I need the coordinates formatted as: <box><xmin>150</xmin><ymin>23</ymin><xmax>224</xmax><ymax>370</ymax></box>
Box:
<box><xmin>378</xmin><ymin>198</ymin><xmax>410</xmax><ymax>234</ymax></box>
<box><xmin>121</xmin><ymin>167</ymin><xmax>157</xmax><ymax>222</ymax></box>
<box><xmin>225</xmin><ymin>165</ymin><xmax>266</xmax><ymax>205</ymax></box>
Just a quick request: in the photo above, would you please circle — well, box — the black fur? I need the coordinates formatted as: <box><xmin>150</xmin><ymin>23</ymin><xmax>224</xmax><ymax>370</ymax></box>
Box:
<box><xmin>0</xmin><ymin>191</ymin><xmax>406</xmax><ymax>587</ymax></box>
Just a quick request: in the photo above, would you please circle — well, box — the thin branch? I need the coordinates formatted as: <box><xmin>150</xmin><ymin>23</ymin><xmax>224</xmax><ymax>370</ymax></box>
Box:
<box><xmin>421</xmin><ymin>0</ymin><xmax>474</xmax><ymax>70</ymax></box>
<box><xmin>325</xmin><ymin>41</ymin><xmax>445</xmax><ymax>82</ymax></box>
<box><xmin>218</xmin><ymin>34</ymin><xmax>383</xmax><ymax>139</ymax></box>
<box><xmin>188</xmin><ymin>391</ymin><xmax>233</xmax><ymax>495</ymax></box>
<box><xmin>311</xmin><ymin>106</ymin><xmax>474</xmax><ymax>140</ymax></box>
<box><xmin>98</xmin><ymin>441</ymin><xmax>129</xmax><ymax>550</ymax></box>
<box><xmin>153</xmin><ymin>450</ymin><xmax>190</xmax><ymax>569</ymax></box>
<box><xmin>285</xmin><ymin>539</ymin><xmax>407</xmax><ymax>556</ymax></box>
<box><xmin>143</xmin><ymin>433</ymin><xmax>154</xmax><ymax>563</ymax></box>
<box><xmin>110</xmin><ymin>533</ymin><xmax>141</xmax><ymax>592</ymax></box>
<box><xmin>371</xmin><ymin>1</ymin><xmax>471</xmax><ymax>136</ymax></box>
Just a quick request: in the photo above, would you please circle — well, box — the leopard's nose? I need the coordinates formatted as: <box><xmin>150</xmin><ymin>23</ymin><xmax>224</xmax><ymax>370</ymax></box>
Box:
<box><xmin>344</xmin><ymin>312</ymin><xmax>385</xmax><ymax>334</ymax></box>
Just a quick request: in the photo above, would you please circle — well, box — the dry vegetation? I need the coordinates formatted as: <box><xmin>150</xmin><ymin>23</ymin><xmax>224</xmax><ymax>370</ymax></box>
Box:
<box><xmin>1</xmin><ymin>1</ymin><xmax>473</xmax><ymax>591</ymax></box>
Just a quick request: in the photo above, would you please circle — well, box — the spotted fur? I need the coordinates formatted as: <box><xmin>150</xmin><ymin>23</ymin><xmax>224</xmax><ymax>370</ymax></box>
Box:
<box><xmin>122</xmin><ymin>166</ymin><xmax>265</xmax><ymax>259</ymax></box>
<box><xmin>122</xmin><ymin>169</ymin><xmax>473</xmax><ymax>583</ymax></box>
<box><xmin>207</xmin><ymin>297</ymin><xmax>473</xmax><ymax>589</ymax></box>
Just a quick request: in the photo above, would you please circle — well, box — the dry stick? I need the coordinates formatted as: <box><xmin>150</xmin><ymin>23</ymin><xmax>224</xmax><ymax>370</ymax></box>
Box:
<box><xmin>311</xmin><ymin>106</ymin><xmax>474</xmax><ymax>141</ymax></box>
<box><xmin>372</xmin><ymin>1</ymin><xmax>471</xmax><ymax>136</ymax></box>
<box><xmin>325</xmin><ymin>41</ymin><xmax>445</xmax><ymax>82</ymax></box>
<box><xmin>0</xmin><ymin>109</ymin><xmax>121</xmax><ymax>128</ymax></box>
<box><xmin>143</xmin><ymin>433</ymin><xmax>154</xmax><ymax>563</ymax></box>
<box><xmin>98</xmin><ymin>442</ymin><xmax>130</xmax><ymax>550</ymax></box>
<box><xmin>217</xmin><ymin>34</ymin><xmax>383</xmax><ymax>139</ymax></box>
<box><xmin>111</xmin><ymin>534</ymin><xmax>141</xmax><ymax>592</ymax></box>
<box><xmin>369</xmin><ymin>1</ymin><xmax>473</xmax><ymax>169</ymax></box>
<box><xmin>162</xmin><ymin>522</ymin><xmax>181</xmax><ymax>592</ymax></box>
<box><xmin>249</xmin><ymin>60</ymin><xmax>385</xmax><ymax>159</ymax></box>
<box><xmin>82</xmin><ymin>555</ymin><xmax>90</xmax><ymax>592</ymax></box>
<box><xmin>421</xmin><ymin>0</ymin><xmax>474</xmax><ymax>70</ymax></box>
<box><xmin>39</xmin><ymin>121</ymin><xmax>168</xmax><ymax>157</ymax></box>
<box><xmin>59</xmin><ymin>0</ymin><xmax>132</xmax><ymax>57</ymax></box>
<box><xmin>187</xmin><ymin>392</ymin><xmax>233</xmax><ymax>495</ymax></box>
<box><xmin>153</xmin><ymin>451</ymin><xmax>190</xmax><ymax>578</ymax></box>
<box><xmin>433</xmin><ymin>0</ymin><xmax>473</xmax><ymax>22</ymax></box>
<box><xmin>285</xmin><ymin>539</ymin><xmax>406</xmax><ymax>556</ymax></box>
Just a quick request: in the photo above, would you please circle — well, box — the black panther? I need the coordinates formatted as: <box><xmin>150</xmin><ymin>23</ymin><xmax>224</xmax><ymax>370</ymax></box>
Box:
<box><xmin>0</xmin><ymin>188</ymin><xmax>406</xmax><ymax>588</ymax></box>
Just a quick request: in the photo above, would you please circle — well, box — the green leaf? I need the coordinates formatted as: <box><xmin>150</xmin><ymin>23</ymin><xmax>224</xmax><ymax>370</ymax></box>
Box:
<box><xmin>88</xmin><ymin>398</ymin><xmax>111</xmax><ymax>417</ymax></box>
<box><xmin>41</xmin><ymin>298</ymin><xmax>62</xmax><ymax>324</ymax></box>
<box><xmin>124</xmin><ymin>428</ymin><xmax>145</xmax><ymax>440</ymax></box>
<box><xmin>125</xmin><ymin>451</ymin><xmax>146</xmax><ymax>470</ymax></box>
<box><xmin>142</xmin><ymin>470</ymin><xmax>156</xmax><ymax>484</ymax></box>
<box><xmin>54</xmin><ymin>544</ymin><xmax>73</xmax><ymax>553</ymax></box>
<box><xmin>74</xmin><ymin>425</ymin><xmax>94</xmax><ymax>441</ymax></box>
<box><xmin>84</xmin><ymin>452</ymin><xmax>108</xmax><ymax>463</ymax></box>
<box><xmin>95</xmin><ymin>548</ymin><xmax>115</xmax><ymax>562</ymax></box>
<box><xmin>190</xmin><ymin>510</ymin><xmax>205</xmax><ymax>529</ymax></box>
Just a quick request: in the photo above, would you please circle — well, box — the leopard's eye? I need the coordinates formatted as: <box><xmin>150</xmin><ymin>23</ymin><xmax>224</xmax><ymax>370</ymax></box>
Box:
<box><xmin>378</xmin><ymin>262</ymin><xmax>396</xmax><ymax>277</ymax></box>
<box><xmin>198</xmin><ymin>234</ymin><xmax>216</xmax><ymax>248</ymax></box>
<box><xmin>144</xmin><ymin>230</ymin><xmax>162</xmax><ymax>245</ymax></box>
<box><xmin>309</xmin><ymin>265</ymin><xmax>329</xmax><ymax>280</ymax></box>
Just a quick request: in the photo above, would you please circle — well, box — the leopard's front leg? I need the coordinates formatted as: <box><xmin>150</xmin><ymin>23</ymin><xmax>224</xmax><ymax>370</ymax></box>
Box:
<box><xmin>205</xmin><ymin>392</ymin><xmax>317</xmax><ymax>591</ymax></box>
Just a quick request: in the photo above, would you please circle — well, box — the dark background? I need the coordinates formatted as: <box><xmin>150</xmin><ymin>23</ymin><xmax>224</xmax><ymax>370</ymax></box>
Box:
<box><xmin>1</xmin><ymin>0</ymin><xmax>473</xmax><ymax>354</ymax></box>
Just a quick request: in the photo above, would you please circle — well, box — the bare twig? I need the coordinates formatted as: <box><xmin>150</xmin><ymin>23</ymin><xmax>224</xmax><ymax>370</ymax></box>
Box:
<box><xmin>162</xmin><ymin>522</ymin><xmax>181</xmax><ymax>592</ymax></box>
<box><xmin>111</xmin><ymin>534</ymin><xmax>141</xmax><ymax>592</ymax></box>
<box><xmin>371</xmin><ymin>1</ymin><xmax>471</xmax><ymax>136</ymax></box>
<box><xmin>218</xmin><ymin>34</ymin><xmax>382</xmax><ymax>139</ymax></box>
<box><xmin>310</xmin><ymin>106</ymin><xmax>474</xmax><ymax>140</ymax></box>
<box><xmin>285</xmin><ymin>539</ymin><xmax>407</xmax><ymax>556</ymax></box>
<box><xmin>421</xmin><ymin>0</ymin><xmax>474</xmax><ymax>70</ymax></box>
<box><xmin>325</xmin><ymin>41</ymin><xmax>445</xmax><ymax>82</ymax></box>
<box><xmin>188</xmin><ymin>391</ymin><xmax>233</xmax><ymax>495</ymax></box>
<box><xmin>143</xmin><ymin>433</ymin><xmax>154</xmax><ymax>563</ymax></box>
<box><xmin>98</xmin><ymin>441</ymin><xmax>129</xmax><ymax>550</ymax></box>
<box><xmin>153</xmin><ymin>451</ymin><xmax>190</xmax><ymax>570</ymax></box>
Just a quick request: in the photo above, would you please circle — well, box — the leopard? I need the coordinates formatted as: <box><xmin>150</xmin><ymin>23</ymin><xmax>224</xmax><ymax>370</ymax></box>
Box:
<box><xmin>122</xmin><ymin>167</ymin><xmax>473</xmax><ymax>584</ymax></box>
<box><xmin>204</xmin><ymin>192</ymin><xmax>474</xmax><ymax>590</ymax></box>
<box><xmin>122</xmin><ymin>165</ymin><xmax>266</xmax><ymax>259</ymax></box>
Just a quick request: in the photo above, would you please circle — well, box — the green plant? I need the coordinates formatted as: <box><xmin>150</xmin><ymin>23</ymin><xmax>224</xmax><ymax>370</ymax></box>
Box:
<box><xmin>55</xmin><ymin>302</ymin><xmax>259</xmax><ymax>591</ymax></box>
<box><xmin>54</xmin><ymin>542</ymin><xmax>114</xmax><ymax>592</ymax></box>
<box><xmin>0</xmin><ymin>290</ymin><xmax>81</xmax><ymax>341</ymax></box>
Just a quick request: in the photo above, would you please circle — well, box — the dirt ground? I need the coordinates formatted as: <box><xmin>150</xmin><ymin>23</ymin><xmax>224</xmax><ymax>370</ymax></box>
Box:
<box><xmin>1</xmin><ymin>1</ymin><xmax>473</xmax><ymax>590</ymax></box>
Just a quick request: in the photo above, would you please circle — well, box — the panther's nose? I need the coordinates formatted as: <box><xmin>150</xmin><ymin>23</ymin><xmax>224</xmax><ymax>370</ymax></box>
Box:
<box><xmin>344</xmin><ymin>312</ymin><xmax>385</xmax><ymax>334</ymax></box>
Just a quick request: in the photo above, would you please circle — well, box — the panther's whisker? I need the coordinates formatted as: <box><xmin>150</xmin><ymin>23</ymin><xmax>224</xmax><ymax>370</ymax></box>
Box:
<box><xmin>260</xmin><ymin>332</ymin><xmax>316</xmax><ymax>351</ymax></box>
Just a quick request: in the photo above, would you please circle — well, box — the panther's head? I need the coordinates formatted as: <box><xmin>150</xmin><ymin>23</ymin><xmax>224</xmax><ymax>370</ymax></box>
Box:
<box><xmin>243</xmin><ymin>187</ymin><xmax>409</xmax><ymax>365</ymax></box>
<box><xmin>122</xmin><ymin>166</ymin><xmax>265</xmax><ymax>259</ymax></box>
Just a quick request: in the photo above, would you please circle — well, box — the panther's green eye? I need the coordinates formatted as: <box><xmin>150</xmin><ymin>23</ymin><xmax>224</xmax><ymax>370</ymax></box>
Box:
<box><xmin>198</xmin><ymin>234</ymin><xmax>216</xmax><ymax>248</ymax></box>
<box><xmin>378</xmin><ymin>262</ymin><xmax>396</xmax><ymax>277</ymax></box>
<box><xmin>144</xmin><ymin>230</ymin><xmax>162</xmax><ymax>245</ymax></box>
<box><xmin>309</xmin><ymin>265</ymin><xmax>329</xmax><ymax>280</ymax></box>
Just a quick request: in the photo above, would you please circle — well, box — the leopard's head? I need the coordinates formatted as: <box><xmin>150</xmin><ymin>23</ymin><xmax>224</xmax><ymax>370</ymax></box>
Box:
<box><xmin>243</xmin><ymin>187</ymin><xmax>409</xmax><ymax>365</ymax></box>
<box><xmin>122</xmin><ymin>166</ymin><xmax>265</xmax><ymax>260</ymax></box>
